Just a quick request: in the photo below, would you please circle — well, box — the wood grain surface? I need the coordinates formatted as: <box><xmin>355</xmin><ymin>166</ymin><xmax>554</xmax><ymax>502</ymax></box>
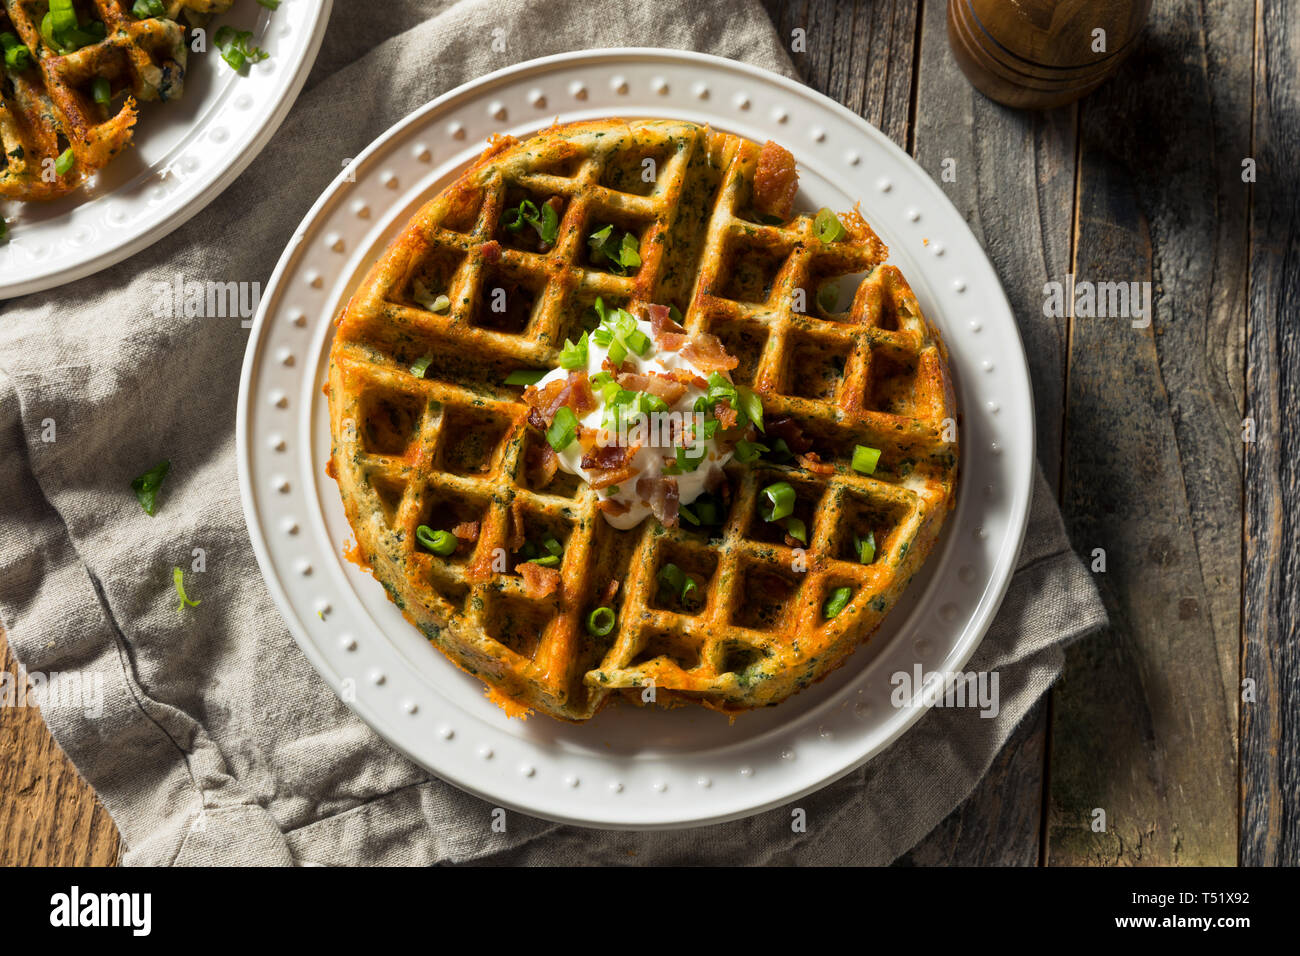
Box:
<box><xmin>1</xmin><ymin>0</ymin><xmax>1293</xmax><ymax>866</ymax></box>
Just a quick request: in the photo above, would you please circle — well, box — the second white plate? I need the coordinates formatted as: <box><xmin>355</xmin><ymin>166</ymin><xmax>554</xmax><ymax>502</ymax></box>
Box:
<box><xmin>0</xmin><ymin>0</ymin><xmax>331</xmax><ymax>298</ymax></box>
<box><xmin>237</xmin><ymin>49</ymin><xmax>1035</xmax><ymax>829</ymax></box>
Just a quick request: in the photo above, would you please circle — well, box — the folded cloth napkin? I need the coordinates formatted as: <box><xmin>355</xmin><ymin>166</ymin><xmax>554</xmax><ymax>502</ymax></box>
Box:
<box><xmin>0</xmin><ymin>0</ymin><xmax>1106</xmax><ymax>866</ymax></box>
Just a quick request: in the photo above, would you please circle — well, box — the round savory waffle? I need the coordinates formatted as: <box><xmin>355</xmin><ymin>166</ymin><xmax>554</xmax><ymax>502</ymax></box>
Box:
<box><xmin>0</xmin><ymin>0</ymin><xmax>230</xmax><ymax>201</ymax></box>
<box><xmin>327</xmin><ymin>119</ymin><xmax>959</xmax><ymax>722</ymax></box>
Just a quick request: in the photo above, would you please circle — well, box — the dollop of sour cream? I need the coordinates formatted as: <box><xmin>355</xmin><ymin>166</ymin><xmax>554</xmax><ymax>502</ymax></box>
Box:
<box><xmin>535</xmin><ymin>314</ymin><xmax>732</xmax><ymax>529</ymax></box>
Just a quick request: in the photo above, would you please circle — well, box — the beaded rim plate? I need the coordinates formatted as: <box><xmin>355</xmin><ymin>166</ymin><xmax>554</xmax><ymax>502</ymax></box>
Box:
<box><xmin>0</xmin><ymin>0</ymin><xmax>332</xmax><ymax>298</ymax></box>
<box><xmin>237</xmin><ymin>49</ymin><xmax>1035</xmax><ymax>829</ymax></box>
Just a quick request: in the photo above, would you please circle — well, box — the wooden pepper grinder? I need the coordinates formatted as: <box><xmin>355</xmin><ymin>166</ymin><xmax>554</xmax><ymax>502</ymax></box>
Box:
<box><xmin>947</xmin><ymin>0</ymin><xmax>1153</xmax><ymax>109</ymax></box>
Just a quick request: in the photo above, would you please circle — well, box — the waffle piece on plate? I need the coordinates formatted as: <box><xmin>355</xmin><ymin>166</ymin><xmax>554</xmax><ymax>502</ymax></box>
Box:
<box><xmin>0</xmin><ymin>0</ymin><xmax>232</xmax><ymax>201</ymax></box>
<box><xmin>327</xmin><ymin>119</ymin><xmax>959</xmax><ymax>722</ymax></box>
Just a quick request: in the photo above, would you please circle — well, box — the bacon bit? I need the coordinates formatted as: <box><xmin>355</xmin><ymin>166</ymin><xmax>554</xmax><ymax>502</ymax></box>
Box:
<box><xmin>713</xmin><ymin>401</ymin><xmax>739</xmax><ymax>430</ymax></box>
<box><xmin>507</xmin><ymin>499</ymin><xmax>527</xmax><ymax>551</ymax></box>
<box><xmin>602</xmin><ymin>357</ymin><xmax>638</xmax><ymax>376</ymax></box>
<box><xmin>599</xmin><ymin>498</ymin><xmax>631</xmax><ymax>516</ymax></box>
<box><xmin>798</xmin><ymin>452</ymin><xmax>834</xmax><ymax>475</ymax></box>
<box><xmin>589</xmin><ymin>464</ymin><xmax>637</xmax><ymax>490</ymax></box>
<box><xmin>666</xmin><ymin>369</ymin><xmax>708</xmax><ymax>390</ymax></box>
<box><xmin>567</xmin><ymin>371</ymin><xmax>596</xmax><ymax>414</ymax></box>
<box><xmin>524</xmin><ymin>440</ymin><xmax>557</xmax><ymax>488</ymax></box>
<box><xmin>599</xmin><ymin>579</ymin><xmax>621</xmax><ymax>604</ymax></box>
<box><xmin>481</xmin><ymin>239</ymin><xmax>502</xmax><ymax>264</ymax></box>
<box><xmin>645</xmin><ymin>373</ymin><xmax>687</xmax><ymax>404</ymax></box>
<box><xmin>581</xmin><ymin>443</ymin><xmax>633</xmax><ymax>471</ymax></box>
<box><xmin>766</xmin><ymin>415</ymin><xmax>813</xmax><ymax>454</ymax></box>
<box><xmin>614</xmin><ymin>370</ymin><xmax>652</xmax><ymax>392</ymax></box>
<box><xmin>523</xmin><ymin>379</ymin><xmax>565</xmax><ymax>428</ymax></box>
<box><xmin>648</xmin><ymin>303</ymin><xmax>688</xmax><ymax>350</ymax></box>
<box><xmin>452</xmin><ymin>521</ymin><xmax>480</xmax><ymax>544</ymax></box>
<box><xmin>753</xmin><ymin>140</ymin><xmax>799</xmax><ymax>221</ymax></box>
<box><xmin>637</xmin><ymin>475</ymin><xmax>680</xmax><ymax>527</ymax></box>
<box><xmin>681</xmin><ymin>332</ymin><xmax>739</xmax><ymax>372</ymax></box>
<box><xmin>519</xmin><ymin>561</ymin><xmax>561</xmax><ymax>599</ymax></box>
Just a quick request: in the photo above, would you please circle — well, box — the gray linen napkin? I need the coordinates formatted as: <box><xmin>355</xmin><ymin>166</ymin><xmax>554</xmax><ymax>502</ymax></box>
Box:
<box><xmin>0</xmin><ymin>0</ymin><xmax>1106</xmax><ymax>866</ymax></box>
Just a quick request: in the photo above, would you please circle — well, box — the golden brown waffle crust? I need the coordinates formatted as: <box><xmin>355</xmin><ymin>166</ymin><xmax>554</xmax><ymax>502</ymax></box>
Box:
<box><xmin>327</xmin><ymin>118</ymin><xmax>959</xmax><ymax>722</ymax></box>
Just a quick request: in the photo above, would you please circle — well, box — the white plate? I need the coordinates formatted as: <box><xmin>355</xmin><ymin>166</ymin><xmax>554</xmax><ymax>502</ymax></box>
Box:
<box><xmin>0</xmin><ymin>0</ymin><xmax>331</xmax><ymax>298</ymax></box>
<box><xmin>237</xmin><ymin>49</ymin><xmax>1035</xmax><ymax>829</ymax></box>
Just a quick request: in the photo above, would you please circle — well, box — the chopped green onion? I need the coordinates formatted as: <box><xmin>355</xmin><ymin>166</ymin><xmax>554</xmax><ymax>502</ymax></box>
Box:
<box><xmin>91</xmin><ymin>76</ymin><xmax>111</xmax><ymax>104</ymax></box>
<box><xmin>130</xmin><ymin>460</ymin><xmax>170</xmax><ymax>516</ymax></box>
<box><xmin>530</xmin><ymin>554</ymin><xmax>560</xmax><ymax>567</ymax></box>
<box><xmin>693</xmin><ymin>497</ymin><xmax>721</xmax><ymax>525</ymax></box>
<box><xmin>737</xmin><ymin>385</ymin><xmax>764</xmax><ymax>432</ymax></box>
<box><xmin>542</xmin><ymin>537</ymin><xmax>563</xmax><ymax>556</ymax></box>
<box><xmin>54</xmin><ymin>148</ymin><xmax>75</xmax><ymax>176</ymax></box>
<box><xmin>657</xmin><ymin>562</ymin><xmax>694</xmax><ymax>603</ymax></box>
<box><xmin>760</xmin><ymin>481</ymin><xmax>795</xmax><ymax>522</ymax></box>
<box><xmin>0</xmin><ymin>218</ymin><xmax>7</xmax><ymax>244</ymax></box>
<box><xmin>214</xmin><ymin>26</ymin><xmax>268</xmax><ymax>72</ymax></box>
<box><xmin>546</xmin><ymin>406</ymin><xmax>577</xmax><ymax>451</ymax></box>
<box><xmin>607</xmin><ymin>485</ymin><xmax>620</xmax><ymax>494</ymax></box>
<box><xmin>606</xmin><ymin>336</ymin><xmax>627</xmax><ymax>366</ymax></box>
<box><xmin>505</xmin><ymin>369</ymin><xmax>545</xmax><ymax>385</ymax></box>
<box><xmin>587</xmin><ymin>606</ymin><xmax>616</xmax><ymax>636</ymax></box>
<box><xmin>410</xmin><ymin>355</ymin><xmax>432</xmax><ymax>378</ymax></box>
<box><xmin>814</xmin><ymin>207</ymin><xmax>846</xmax><ymax>243</ymax></box>
<box><xmin>503</xmin><ymin>198</ymin><xmax>537</xmax><ymax>232</ymax></box>
<box><xmin>257</xmin><ymin>0</ymin><xmax>282</xmax><ymax>9</ymax></box>
<box><xmin>49</xmin><ymin>0</ymin><xmax>78</xmax><ymax>33</ymax></box>
<box><xmin>588</xmin><ymin>224</ymin><xmax>641</xmax><ymax>275</ymax></box>
<box><xmin>823</xmin><ymin>586</ymin><xmax>853</xmax><ymax>619</ymax></box>
<box><xmin>785</xmin><ymin>516</ymin><xmax>808</xmax><ymax>545</ymax></box>
<box><xmin>681</xmin><ymin>576</ymin><xmax>698</xmax><ymax>605</ymax></box>
<box><xmin>855</xmin><ymin>530</ymin><xmax>876</xmax><ymax>564</ymax></box>
<box><xmin>133</xmin><ymin>0</ymin><xmax>165</xmax><ymax>17</ymax></box>
<box><xmin>416</xmin><ymin>525</ymin><xmax>457</xmax><ymax>556</ymax></box>
<box><xmin>173</xmin><ymin>567</ymin><xmax>201</xmax><ymax>612</ymax></box>
<box><xmin>537</xmin><ymin>201</ymin><xmax>560</xmax><ymax>245</ymax></box>
<box><xmin>679</xmin><ymin>504</ymin><xmax>700</xmax><ymax>525</ymax></box>
<box><xmin>733</xmin><ymin>439</ymin><xmax>768</xmax><ymax>464</ymax></box>
<box><xmin>766</xmin><ymin>437</ymin><xmax>793</xmax><ymax>462</ymax></box>
<box><xmin>617</xmin><ymin>232</ymin><xmax>641</xmax><ymax>271</ymax></box>
<box><xmin>816</xmin><ymin>283</ymin><xmax>840</xmax><ymax>313</ymax></box>
<box><xmin>664</xmin><ymin>445</ymin><xmax>706</xmax><ymax>475</ymax></box>
<box><xmin>852</xmin><ymin>444</ymin><xmax>881</xmax><ymax>474</ymax></box>
<box><xmin>625</xmin><ymin>327</ymin><xmax>651</xmax><ymax>356</ymax></box>
<box><xmin>1</xmin><ymin>32</ymin><xmax>32</xmax><ymax>71</ymax></box>
<box><xmin>668</xmin><ymin>304</ymin><xmax>685</xmax><ymax>324</ymax></box>
<box><xmin>559</xmin><ymin>331</ymin><xmax>588</xmax><ymax>370</ymax></box>
<box><xmin>430</xmin><ymin>294</ymin><xmax>451</xmax><ymax>313</ymax></box>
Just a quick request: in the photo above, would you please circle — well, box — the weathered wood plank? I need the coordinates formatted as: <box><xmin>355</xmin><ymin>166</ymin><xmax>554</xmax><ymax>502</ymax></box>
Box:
<box><xmin>903</xmin><ymin>0</ymin><xmax>1079</xmax><ymax>865</ymax></box>
<box><xmin>1241</xmin><ymin>0</ymin><xmax>1300</xmax><ymax>867</ymax></box>
<box><xmin>0</xmin><ymin>629</ymin><xmax>120</xmax><ymax>866</ymax></box>
<box><xmin>1048</xmin><ymin>0</ymin><xmax>1248</xmax><ymax>865</ymax></box>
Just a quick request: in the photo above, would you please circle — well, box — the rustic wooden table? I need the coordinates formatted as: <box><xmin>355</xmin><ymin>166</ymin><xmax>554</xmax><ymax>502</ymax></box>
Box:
<box><xmin>1</xmin><ymin>0</ymin><xmax>1294</xmax><ymax>866</ymax></box>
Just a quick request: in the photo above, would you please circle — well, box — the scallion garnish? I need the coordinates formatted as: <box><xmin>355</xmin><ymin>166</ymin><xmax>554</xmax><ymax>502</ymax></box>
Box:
<box><xmin>816</xmin><ymin>283</ymin><xmax>839</xmax><ymax>313</ymax></box>
<box><xmin>679</xmin><ymin>504</ymin><xmax>700</xmax><ymax>525</ymax></box>
<box><xmin>91</xmin><ymin>76</ymin><xmax>111</xmax><ymax>104</ymax></box>
<box><xmin>173</xmin><ymin>567</ymin><xmax>200</xmax><ymax>612</ymax></box>
<box><xmin>504</xmin><ymin>369</ymin><xmax>545</xmax><ymax>385</ymax></box>
<box><xmin>54</xmin><ymin>148</ymin><xmax>75</xmax><ymax>177</ymax></box>
<box><xmin>257</xmin><ymin>0</ymin><xmax>282</xmax><ymax>9</ymax></box>
<box><xmin>855</xmin><ymin>530</ymin><xmax>876</xmax><ymax>564</ymax></box>
<box><xmin>823</xmin><ymin>586</ymin><xmax>853</xmax><ymax>619</ymax></box>
<box><xmin>656</xmin><ymin>562</ymin><xmax>697</xmax><ymax>604</ymax></box>
<box><xmin>814</xmin><ymin>207</ymin><xmax>846</xmax><ymax>243</ymax></box>
<box><xmin>587</xmin><ymin>606</ymin><xmax>616</xmax><ymax>636</ymax></box>
<box><xmin>546</xmin><ymin>406</ymin><xmax>577</xmax><ymax>451</ymax></box>
<box><xmin>736</xmin><ymin>385</ymin><xmax>764</xmax><ymax>432</ymax></box>
<box><xmin>410</xmin><ymin>355</ymin><xmax>432</xmax><ymax>378</ymax></box>
<box><xmin>133</xmin><ymin>0</ymin><xmax>165</xmax><ymax>18</ymax></box>
<box><xmin>733</xmin><ymin>439</ymin><xmax>768</xmax><ymax>463</ymax></box>
<box><xmin>559</xmin><ymin>331</ymin><xmax>588</xmax><ymax>370</ymax></box>
<box><xmin>130</xmin><ymin>460</ymin><xmax>170</xmax><ymax>516</ymax></box>
<box><xmin>785</xmin><ymin>516</ymin><xmax>808</xmax><ymax>545</ymax></box>
<box><xmin>587</xmin><ymin>224</ymin><xmax>641</xmax><ymax>275</ymax></box>
<box><xmin>214</xmin><ymin>26</ymin><xmax>269</xmax><ymax>72</ymax></box>
<box><xmin>760</xmin><ymin>481</ymin><xmax>795</xmax><ymax>522</ymax></box>
<box><xmin>416</xmin><ymin>525</ymin><xmax>458</xmax><ymax>556</ymax></box>
<box><xmin>1</xmin><ymin>32</ymin><xmax>32</xmax><ymax>70</ymax></box>
<box><xmin>852</xmin><ymin>444</ymin><xmax>881</xmax><ymax>474</ymax></box>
